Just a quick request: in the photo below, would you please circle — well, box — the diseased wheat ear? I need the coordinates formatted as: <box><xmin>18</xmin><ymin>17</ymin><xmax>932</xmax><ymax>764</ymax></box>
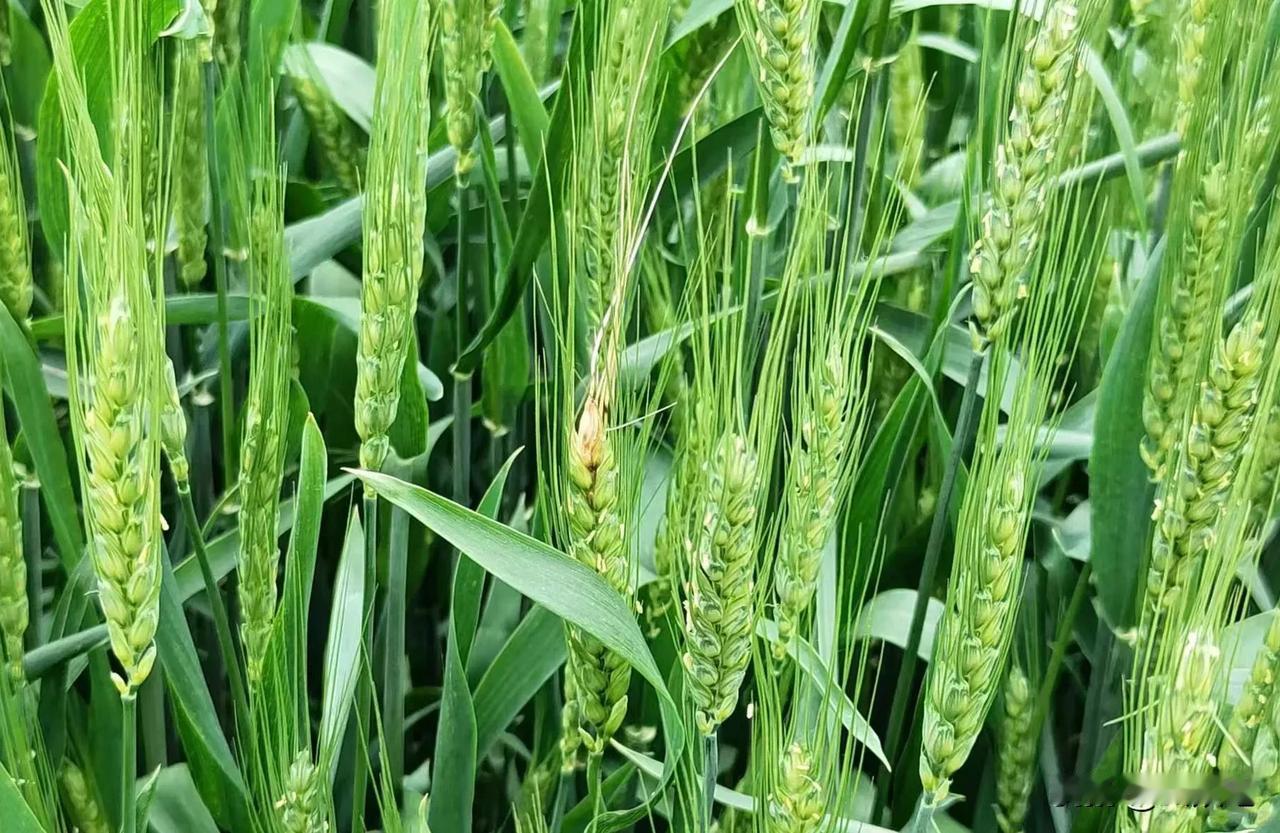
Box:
<box><xmin>995</xmin><ymin>664</ymin><xmax>1035</xmax><ymax>833</ymax></box>
<box><xmin>563</xmin><ymin>397</ymin><xmax>631</xmax><ymax>755</ymax></box>
<box><xmin>683</xmin><ymin>432</ymin><xmax>759</xmax><ymax>736</ymax></box>
<box><xmin>970</xmin><ymin>3</ymin><xmax>1078</xmax><ymax>345</ymax></box>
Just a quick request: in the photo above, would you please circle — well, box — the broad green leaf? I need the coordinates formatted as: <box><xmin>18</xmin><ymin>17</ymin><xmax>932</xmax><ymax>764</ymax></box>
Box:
<box><xmin>147</xmin><ymin>765</ymin><xmax>220</xmax><ymax>833</ymax></box>
<box><xmin>0</xmin><ymin>306</ymin><xmax>83</xmax><ymax>572</ymax></box>
<box><xmin>7</xmin><ymin>3</ymin><xmax>52</xmax><ymax>128</ymax></box>
<box><xmin>473</xmin><ymin>605</ymin><xmax>566</xmax><ymax>757</ymax></box>
<box><xmin>351</xmin><ymin>468</ymin><xmax>686</xmax><ymax>832</ymax></box>
<box><xmin>1081</xmin><ymin>48</ymin><xmax>1147</xmax><ymax>232</ymax></box>
<box><xmin>856</xmin><ymin>588</ymin><xmax>946</xmax><ymax>661</ymax></box>
<box><xmin>489</xmin><ymin>19</ymin><xmax>550</xmax><ymax>159</ymax></box>
<box><xmin>319</xmin><ymin>507</ymin><xmax>366</xmax><ymax>782</ymax></box>
<box><xmin>757</xmin><ymin>620</ymin><xmax>890</xmax><ymax>768</ymax></box>
<box><xmin>0</xmin><ymin>761</ymin><xmax>43</xmax><ymax>833</ymax></box>
<box><xmin>157</xmin><ymin>555</ymin><xmax>252</xmax><ymax>832</ymax></box>
<box><xmin>286</xmin><ymin>43</ymin><xmax>375</xmax><ymax>132</ymax></box>
<box><xmin>1090</xmin><ymin>242</ymin><xmax>1162</xmax><ymax>629</ymax></box>
<box><xmin>266</xmin><ymin>415</ymin><xmax>328</xmax><ymax>733</ymax></box>
<box><xmin>429</xmin><ymin>455</ymin><xmax>518</xmax><ymax>833</ymax></box>
<box><xmin>36</xmin><ymin>0</ymin><xmax>182</xmax><ymax>252</ymax></box>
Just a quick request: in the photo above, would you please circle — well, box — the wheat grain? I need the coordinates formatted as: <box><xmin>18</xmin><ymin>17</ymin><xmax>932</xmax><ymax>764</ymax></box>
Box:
<box><xmin>174</xmin><ymin>42</ymin><xmax>209</xmax><ymax>288</ymax></box>
<box><xmin>774</xmin><ymin>340</ymin><xmax>849</xmax><ymax>657</ymax></box>
<box><xmin>159</xmin><ymin>358</ymin><xmax>190</xmax><ymax>492</ymax></box>
<box><xmin>1219</xmin><ymin>613</ymin><xmax>1280</xmax><ymax>781</ymax></box>
<box><xmin>1143</xmin><ymin>316</ymin><xmax>1263</xmax><ymax>626</ymax></box>
<box><xmin>238</xmin><ymin>175</ymin><xmax>293</xmax><ymax>686</ymax></box>
<box><xmin>291</xmin><ymin>69</ymin><xmax>363</xmax><ymax>196</ymax></box>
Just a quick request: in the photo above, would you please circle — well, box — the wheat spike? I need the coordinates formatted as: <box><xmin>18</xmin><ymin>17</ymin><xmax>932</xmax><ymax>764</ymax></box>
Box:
<box><xmin>441</xmin><ymin>0</ymin><xmax>502</xmax><ymax>181</ymax></box>
<box><xmin>355</xmin><ymin>0</ymin><xmax>433</xmax><ymax>480</ymax></box>
<box><xmin>683</xmin><ymin>433</ymin><xmax>760</xmax><ymax>736</ymax></box>
<box><xmin>970</xmin><ymin>3</ymin><xmax>1079</xmax><ymax>345</ymax></box>
<box><xmin>995</xmin><ymin>663</ymin><xmax>1036</xmax><ymax>833</ymax></box>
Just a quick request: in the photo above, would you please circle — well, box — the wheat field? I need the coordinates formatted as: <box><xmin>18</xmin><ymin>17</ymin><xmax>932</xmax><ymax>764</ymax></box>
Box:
<box><xmin>0</xmin><ymin>0</ymin><xmax>1277</xmax><ymax>832</ymax></box>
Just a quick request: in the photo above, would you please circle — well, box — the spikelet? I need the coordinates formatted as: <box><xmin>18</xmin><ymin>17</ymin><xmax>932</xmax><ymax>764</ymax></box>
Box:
<box><xmin>683</xmin><ymin>433</ymin><xmax>760</xmax><ymax>736</ymax></box>
<box><xmin>736</xmin><ymin>0</ymin><xmax>819</xmax><ymax>180</ymax></box>
<box><xmin>995</xmin><ymin>664</ymin><xmax>1036</xmax><ymax>833</ymax></box>
<box><xmin>563</xmin><ymin>396</ymin><xmax>631</xmax><ymax>754</ymax></box>
<box><xmin>0</xmin><ymin>111</ymin><xmax>32</xmax><ymax>321</ymax></box>
<box><xmin>969</xmin><ymin>3</ymin><xmax>1079</xmax><ymax>346</ymax></box>
<box><xmin>290</xmin><ymin>69</ymin><xmax>363</xmax><ymax>196</ymax></box>
<box><xmin>441</xmin><ymin>0</ymin><xmax>501</xmax><ymax>181</ymax></box>
<box><xmin>159</xmin><ymin>358</ymin><xmax>190</xmax><ymax>492</ymax></box>
<box><xmin>1218</xmin><ymin>613</ymin><xmax>1280</xmax><ymax>780</ymax></box>
<box><xmin>769</xmin><ymin>742</ymin><xmax>825</xmax><ymax>833</ymax></box>
<box><xmin>0</xmin><ymin>399</ymin><xmax>25</xmax><ymax>679</ymax></box>
<box><xmin>276</xmin><ymin>751</ymin><xmax>329</xmax><ymax>833</ymax></box>
<box><xmin>59</xmin><ymin>761</ymin><xmax>109</xmax><ymax>833</ymax></box>
<box><xmin>355</xmin><ymin>0</ymin><xmax>433</xmax><ymax>479</ymax></box>
<box><xmin>559</xmin><ymin>668</ymin><xmax>583</xmax><ymax>772</ymax></box>
<box><xmin>237</xmin><ymin>153</ymin><xmax>293</xmax><ymax>687</ymax></box>
<box><xmin>1142</xmin><ymin>316</ymin><xmax>1264</xmax><ymax>627</ymax></box>
<box><xmin>173</xmin><ymin>42</ymin><xmax>209</xmax><ymax>288</ymax></box>
<box><xmin>773</xmin><ymin>339</ymin><xmax>850</xmax><ymax>657</ymax></box>
<box><xmin>50</xmin><ymin>0</ymin><xmax>165</xmax><ymax>698</ymax></box>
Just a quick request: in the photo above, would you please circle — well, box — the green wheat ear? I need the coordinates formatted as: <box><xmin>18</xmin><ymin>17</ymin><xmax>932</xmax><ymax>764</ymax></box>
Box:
<box><xmin>173</xmin><ymin>41</ymin><xmax>209</xmax><ymax>288</ymax></box>
<box><xmin>995</xmin><ymin>663</ymin><xmax>1035</xmax><ymax>833</ymax></box>
<box><xmin>59</xmin><ymin>760</ymin><xmax>110</xmax><ymax>833</ymax></box>
<box><xmin>0</xmin><ymin>390</ymin><xmax>24</xmax><ymax>680</ymax></box>
<box><xmin>46</xmin><ymin>0</ymin><xmax>166</xmax><ymax>698</ymax></box>
<box><xmin>288</xmin><ymin>58</ymin><xmax>364</xmax><ymax>196</ymax></box>
<box><xmin>355</xmin><ymin>0</ymin><xmax>434</xmax><ymax>481</ymax></box>
<box><xmin>736</xmin><ymin>0</ymin><xmax>819</xmax><ymax>180</ymax></box>
<box><xmin>441</xmin><ymin>0</ymin><xmax>502</xmax><ymax>181</ymax></box>
<box><xmin>0</xmin><ymin>108</ymin><xmax>32</xmax><ymax>321</ymax></box>
<box><xmin>970</xmin><ymin>3</ymin><xmax>1082</xmax><ymax>346</ymax></box>
<box><xmin>236</xmin><ymin>84</ymin><xmax>293</xmax><ymax>689</ymax></box>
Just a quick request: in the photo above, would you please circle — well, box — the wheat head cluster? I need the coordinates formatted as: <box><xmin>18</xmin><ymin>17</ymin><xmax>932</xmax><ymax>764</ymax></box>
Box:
<box><xmin>2</xmin><ymin>1</ymin><xmax>1280</xmax><ymax>833</ymax></box>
